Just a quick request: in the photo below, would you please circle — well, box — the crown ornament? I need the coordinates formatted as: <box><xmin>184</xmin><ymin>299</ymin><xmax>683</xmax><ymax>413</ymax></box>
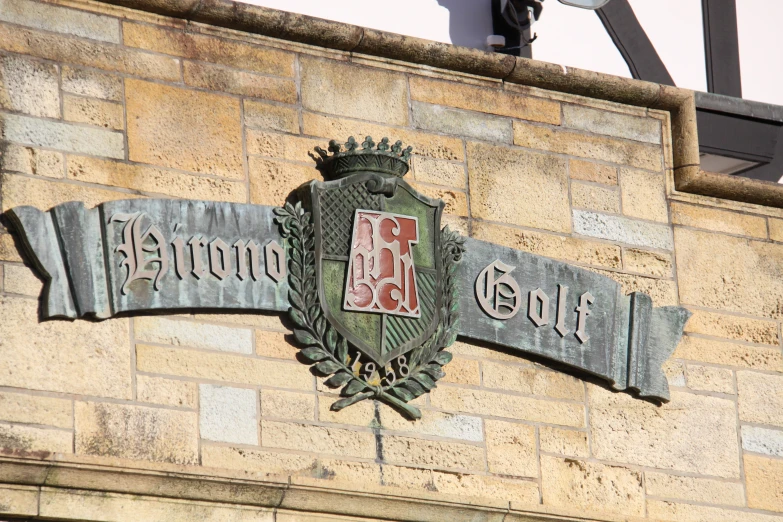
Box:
<box><xmin>313</xmin><ymin>136</ymin><xmax>413</xmax><ymax>181</ymax></box>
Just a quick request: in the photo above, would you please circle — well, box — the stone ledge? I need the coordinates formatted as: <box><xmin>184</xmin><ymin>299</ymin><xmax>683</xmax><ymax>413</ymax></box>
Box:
<box><xmin>0</xmin><ymin>454</ymin><xmax>645</xmax><ymax>522</ymax></box>
<box><xmin>677</xmin><ymin>168</ymin><xmax>783</xmax><ymax>208</ymax></box>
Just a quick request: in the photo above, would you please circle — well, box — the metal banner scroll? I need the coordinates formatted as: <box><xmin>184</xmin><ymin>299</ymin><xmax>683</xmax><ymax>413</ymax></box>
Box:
<box><xmin>6</xmin><ymin>134</ymin><xmax>691</xmax><ymax>418</ymax></box>
<box><xmin>457</xmin><ymin>239</ymin><xmax>691</xmax><ymax>401</ymax></box>
<box><xmin>7</xmin><ymin>199</ymin><xmax>289</xmax><ymax>319</ymax></box>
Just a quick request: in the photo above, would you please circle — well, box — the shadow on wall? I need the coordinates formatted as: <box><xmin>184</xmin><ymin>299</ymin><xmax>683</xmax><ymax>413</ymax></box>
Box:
<box><xmin>435</xmin><ymin>0</ymin><xmax>494</xmax><ymax>50</ymax></box>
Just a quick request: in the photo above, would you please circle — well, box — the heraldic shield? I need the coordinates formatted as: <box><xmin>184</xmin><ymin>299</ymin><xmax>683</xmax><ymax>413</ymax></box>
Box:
<box><xmin>274</xmin><ymin>137</ymin><xmax>465</xmax><ymax>419</ymax></box>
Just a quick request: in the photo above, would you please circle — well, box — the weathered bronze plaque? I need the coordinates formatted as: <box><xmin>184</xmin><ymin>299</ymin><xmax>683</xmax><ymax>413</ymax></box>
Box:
<box><xmin>6</xmin><ymin>135</ymin><xmax>690</xmax><ymax>419</ymax></box>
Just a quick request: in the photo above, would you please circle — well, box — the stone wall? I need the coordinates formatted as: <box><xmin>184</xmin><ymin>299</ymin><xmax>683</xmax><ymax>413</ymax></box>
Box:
<box><xmin>0</xmin><ymin>0</ymin><xmax>783</xmax><ymax>520</ymax></box>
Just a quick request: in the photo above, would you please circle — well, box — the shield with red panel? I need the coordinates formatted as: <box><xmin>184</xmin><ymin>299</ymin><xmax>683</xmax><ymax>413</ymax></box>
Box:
<box><xmin>305</xmin><ymin>137</ymin><xmax>444</xmax><ymax>387</ymax></box>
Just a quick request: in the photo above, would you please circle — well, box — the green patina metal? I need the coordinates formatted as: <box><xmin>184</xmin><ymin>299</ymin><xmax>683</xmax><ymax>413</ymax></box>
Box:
<box><xmin>276</xmin><ymin>136</ymin><xmax>465</xmax><ymax>419</ymax></box>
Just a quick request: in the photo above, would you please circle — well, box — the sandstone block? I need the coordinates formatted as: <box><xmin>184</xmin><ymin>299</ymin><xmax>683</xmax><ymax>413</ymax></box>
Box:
<box><xmin>484</xmin><ymin>419</ymin><xmax>537</xmax><ymax>477</ymax></box>
<box><xmin>569</xmin><ymin>159</ymin><xmax>617</xmax><ymax>185</ymax></box>
<box><xmin>261</xmin><ymin>389</ymin><xmax>315</xmax><ymax>421</ymax></box>
<box><xmin>244</xmin><ymin>100</ymin><xmax>299</xmax><ymax>134</ymax></box>
<box><xmin>1</xmin><ymin>143</ymin><xmax>63</xmax><ymax>178</ymax></box>
<box><xmin>672</xmin><ymin>202</ymin><xmax>766</xmax><ymax>238</ymax></box>
<box><xmin>686</xmin><ymin>364</ymin><xmax>734</xmax><ymax>394</ymax></box>
<box><xmin>411</xmin><ymin>101</ymin><xmax>512</xmax><ymax>143</ymax></box>
<box><xmin>3</xmin><ymin>264</ymin><xmax>42</xmax><ymax>297</ymax></box>
<box><xmin>574</xmin><ymin>210</ymin><xmax>673</xmax><ymax>250</ymax></box>
<box><xmin>135</xmin><ymin>316</ymin><xmax>252</xmax><ymax>354</ymax></box>
<box><xmin>770</xmin><ymin>217</ymin><xmax>783</xmax><ymax>242</ymax></box>
<box><xmin>316</xmin><ymin>397</ymin><xmax>375</xmax><ymax>427</ymax></box>
<box><xmin>685</xmin><ymin>309</ymin><xmax>779</xmax><ymax>345</ymax></box>
<box><xmin>381</xmin><ymin>434</ymin><xmax>485</xmax><ymax>471</ymax></box>
<box><xmin>644</xmin><ymin>471</ymin><xmax>745</xmax><ymax>507</ymax></box>
<box><xmin>514</xmin><ymin>121</ymin><xmax>662</xmax><ymax>171</ymax></box>
<box><xmin>540</xmin><ymin>455</ymin><xmax>644</xmax><ymax>517</ymax></box>
<box><xmin>430</xmin><ymin>386</ymin><xmax>584</xmax><ymax>427</ymax></box>
<box><xmin>0</xmin><ymin>423</ymin><xmax>72</xmax><ymax>456</ymax></box>
<box><xmin>622</xmin><ymin>247</ymin><xmax>672</xmax><ymax>277</ymax></box>
<box><xmin>662</xmin><ymin>360</ymin><xmax>685</xmax><ymax>387</ymax></box>
<box><xmin>246</xmin><ymin>129</ymin><xmax>322</xmax><ymax>162</ymax></box>
<box><xmin>202</xmin><ymin>444</ymin><xmax>316</xmax><ymax>476</ymax></box>
<box><xmin>472</xmin><ymin>221</ymin><xmax>621</xmax><ymax>269</ymax></box>
<box><xmin>302</xmin><ymin>112</ymin><xmax>463</xmax><ymax>161</ymax></box>
<box><xmin>468</xmin><ymin>142</ymin><xmax>570</xmax><ymax>232</ymax></box>
<box><xmin>562</xmin><ymin>104</ymin><xmax>661</xmax><ymax>144</ymax></box>
<box><xmin>261</xmin><ymin>420</ymin><xmax>376</xmax><ymax>459</ymax></box>
<box><xmin>648</xmin><ymin>499</ymin><xmax>782</xmax><ymax>522</ymax></box>
<box><xmin>0</xmin><ymin>54</ymin><xmax>60</xmax><ymax>118</ymax></box>
<box><xmin>249</xmin><ymin>157</ymin><xmax>319</xmax><ymax>207</ymax></box>
<box><xmin>0</xmin><ymin>24</ymin><xmax>179</xmax><ymax>81</ymax></box>
<box><xmin>571</xmin><ymin>181</ymin><xmax>620</xmax><ymax>214</ymax></box>
<box><xmin>61</xmin><ymin>66</ymin><xmax>122</xmax><ymax>101</ymax></box>
<box><xmin>410</xmin><ymin>156</ymin><xmax>465</xmax><ymax>188</ymax></box>
<box><xmin>63</xmin><ymin>95</ymin><xmax>124</xmax><ymax>130</ymax></box>
<box><xmin>410</xmin><ymin>76</ymin><xmax>560</xmax><ymax>124</ymax></box>
<box><xmin>440</xmin><ymin>357</ymin><xmax>480</xmax><ymax>385</ymax></box>
<box><xmin>0</xmin><ymin>391</ymin><xmax>71</xmax><ymax>428</ymax></box>
<box><xmin>200</xmin><ymin>384</ymin><xmax>258</xmax><ymax>445</ymax></box>
<box><xmin>126</xmin><ymin>79</ymin><xmax>242</xmax><ymax>178</ymax></box>
<box><xmin>742</xmin><ymin>425</ymin><xmax>783</xmax><ymax>457</ymax></box>
<box><xmin>75</xmin><ymin>401</ymin><xmax>198</xmax><ymax>464</ymax></box>
<box><xmin>0</xmin><ymin>295</ymin><xmax>131</xmax><ymax>399</ymax></box>
<box><xmin>123</xmin><ymin>22</ymin><xmax>294</xmax><ymax>77</ymax></box>
<box><xmin>0</xmin><ymin>485</ymin><xmax>38</xmax><ymax>516</ymax></box>
<box><xmin>67</xmin><ymin>155</ymin><xmax>247</xmax><ymax>203</ymax></box>
<box><xmin>442</xmin><ymin>215</ymin><xmax>469</xmax><ymax>236</ymax></box>
<box><xmin>2</xmin><ymin>174</ymin><xmax>136</xmax><ymax>212</ymax></box>
<box><xmin>482</xmin><ymin>361</ymin><xmax>584</xmax><ymax>401</ymax></box>
<box><xmin>738</xmin><ymin>371</ymin><xmax>783</xmax><ymax>427</ymax></box>
<box><xmin>136</xmin><ymin>375</ymin><xmax>197</xmax><ymax>409</ymax></box>
<box><xmin>369</xmin><ymin>462</ymin><xmax>433</xmax><ymax>492</ymax></box>
<box><xmin>595</xmin><ymin>268</ymin><xmax>680</xmax><ymax>307</ymax></box>
<box><xmin>184</xmin><ymin>61</ymin><xmax>296</xmax><ymax>103</ymax></box>
<box><xmin>745</xmin><ymin>454</ymin><xmax>783</xmax><ymax>513</ymax></box>
<box><xmin>378</xmin><ymin>408</ymin><xmax>483</xmax><ymax>442</ymax></box>
<box><xmin>40</xmin><ymin>488</ymin><xmax>275</xmax><ymax>522</ymax></box>
<box><xmin>301</xmin><ymin>57</ymin><xmax>408</xmax><ymax>126</ymax></box>
<box><xmin>0</xmin><ymin>233</ymin><xmax>22</xmax><ymax>262</ymax></box>
<box><xmin>409</xmin><ymin>183</ymin><xmax>468</xmax><ymax>217</ymax></box>
<box><xmin>431</xmin><ymin>471</ymin><xmax>539</xmax><ymax>504</ymax></box>
<box><xmin>255</xmin><ymin>332</ymin><xmax>298</xmax><ymax>360</ymax></box>
<box><xmin>539</xmin><ymin>427</ymin><xmax>588</xmax><ymax>458</ymax></box>
<box><xmin>136</xmin><ymin>344</ymin><xmax>313</xmax><ymax>390</ymax></box>
<box><xmin>0</xmin><ymin>112</ymin><xmax>123</xmax><ymax>159</ymax></box>
<box><xmin>315</xmin><ymin>458</ymin><xmax>381</xmax><ymax>485</ymax></box>
<box><xmin>588</xmin><ymin>385</ymin><xmax>740</xmax><ymax>478</ymax></box>
<box><xmin>674</xmin><ymin>227</ymin><xmax>783</xmax><ymax>319</ymax></box>
<box><xmin>435</xmin><ymin>339</ymin><xmax>522</xmax><ymax>363</ymax></box>
<box><xmin>619</xmin><ymin>168</ymin><xmax>668</xmax><ymax>223</ymax></box>
<box><xmin>674</xmin><ymin>336</ymin><xmax>782</xmax><ymax>371</ymax></box>
<box><xmin>0</xmin><ymin>0</ymin><xmax>120</xmax><ymax>43</ymax></box>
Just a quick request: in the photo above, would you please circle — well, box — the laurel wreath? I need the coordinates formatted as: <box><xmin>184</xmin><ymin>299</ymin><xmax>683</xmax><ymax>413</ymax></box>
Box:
<box><xmin>274</xmin><ymin>202</ymin><xmax>465</xmax><ymax>420</ymax></box>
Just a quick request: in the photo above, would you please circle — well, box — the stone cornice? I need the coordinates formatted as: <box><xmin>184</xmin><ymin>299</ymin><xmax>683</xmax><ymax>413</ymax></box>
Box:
<box><xmin>0</xmin><ymin>454</ymin><xmax>649</xmax><ymax>522</ymax></box>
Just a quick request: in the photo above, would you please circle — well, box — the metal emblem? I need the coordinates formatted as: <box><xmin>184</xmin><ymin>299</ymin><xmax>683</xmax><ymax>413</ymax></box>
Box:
<box><xmin>274</xmin><ymin>136</ymin><xmax>465</xmax><ymax>419</ymax></box>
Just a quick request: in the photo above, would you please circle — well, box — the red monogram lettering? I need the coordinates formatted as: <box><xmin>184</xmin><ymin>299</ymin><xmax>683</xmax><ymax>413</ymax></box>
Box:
<box><xmin>344</xmin><ymin>210</ymin><xmax>420</xmax><ymax>317</ymax></box>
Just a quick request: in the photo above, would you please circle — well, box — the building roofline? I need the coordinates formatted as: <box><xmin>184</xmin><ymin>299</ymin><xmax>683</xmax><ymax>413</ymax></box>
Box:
<box><xmin>696</xmin><ymin>91</ymin><xmax>783</xmax><ymax>122</ymax></box>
